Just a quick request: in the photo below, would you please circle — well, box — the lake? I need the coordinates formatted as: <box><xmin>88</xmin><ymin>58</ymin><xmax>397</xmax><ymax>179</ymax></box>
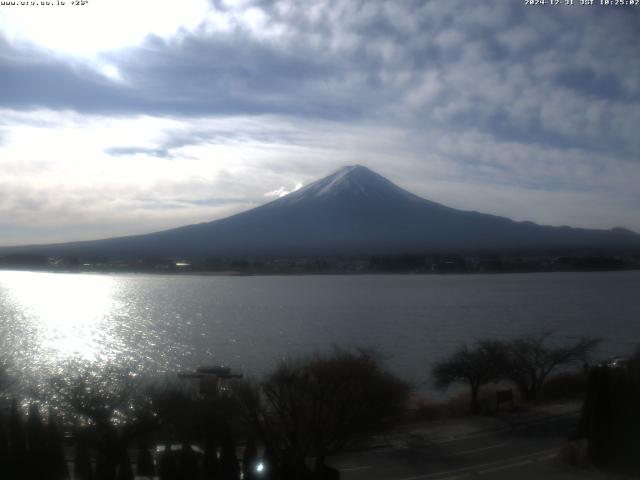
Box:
<box><xmin>1</xmin><ymin>270</ymin><xmax>639</xmax><ymax>392</ymax></box>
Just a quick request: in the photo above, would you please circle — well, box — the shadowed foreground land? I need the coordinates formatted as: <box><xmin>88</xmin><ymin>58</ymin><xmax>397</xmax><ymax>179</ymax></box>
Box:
<box><xmin>0</xmin><ymin>341</ymin><xmax>638</xmax><ymax>479</ymax></box>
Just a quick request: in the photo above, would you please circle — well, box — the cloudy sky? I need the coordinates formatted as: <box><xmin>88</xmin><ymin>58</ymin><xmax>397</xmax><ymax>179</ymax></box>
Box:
<box><xmin>1</xmin><ymin>0</ymin><xmax>639</xmax><ymax>246</ymax></box>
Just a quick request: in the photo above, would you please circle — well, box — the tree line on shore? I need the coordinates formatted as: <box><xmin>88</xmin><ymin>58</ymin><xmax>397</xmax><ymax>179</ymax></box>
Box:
<box><xmin>0</xmin><ymin>334</ymin><xmax>636</xmax><ymax>479</ymax></box>
<box><xmin>2</xmin><ymin>252</ymin><xmax>639</xmax><ymax>274</ymax></box>
<box><xmin>432</xmin><ymin>333</ymin><xmax>600</xmax><ymax>414</ymax></box>
<box><xmin>0</xmin><ymin>349</ymin><xmax>408</xmax><ymax>480</ymax></box>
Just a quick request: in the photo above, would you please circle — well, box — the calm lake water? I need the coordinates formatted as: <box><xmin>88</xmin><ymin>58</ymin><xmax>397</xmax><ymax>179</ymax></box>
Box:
<box><xmin>1</xmin><ymin>270</ymin><xmax>639</xmax><ymax>391</ymax></box>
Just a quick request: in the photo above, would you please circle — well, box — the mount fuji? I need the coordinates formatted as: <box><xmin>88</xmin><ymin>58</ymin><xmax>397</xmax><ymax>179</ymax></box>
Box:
<box><xmin>3</xmin><ymin>165</ymin><xmax>640</xmax><ymax>259</ymax></box>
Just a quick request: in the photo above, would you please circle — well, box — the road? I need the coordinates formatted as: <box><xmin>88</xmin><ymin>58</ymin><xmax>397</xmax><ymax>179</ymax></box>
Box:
<box><xmin>328</xmin><ymin>412</ymin><xmax>588</xmax><ymax>480</ymax></box>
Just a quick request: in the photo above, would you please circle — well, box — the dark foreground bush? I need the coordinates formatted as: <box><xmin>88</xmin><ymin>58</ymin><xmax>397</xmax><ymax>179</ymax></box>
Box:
<box><xmin>237</xmin><ymin>348</ymin><xmax>410</xmax><ymax>478</ymax></box>
<box><xmin>579</xmin><ymin>358</ymin><xmax>640</xmax><ymax>473</ymax></box>
<box><xmin>431</xmin><ymin>334</ymin><xmax>599</xmax><ymax>414</ymax></box>
<box><xmin>539</xmin><ymin>372</ymin><xmax>587</xmax><ymax>402</ymax></box>
<box><xmin>414</xmin><ymin>386</ymin><xmax>503</xmax><ymax>420</ymax></box>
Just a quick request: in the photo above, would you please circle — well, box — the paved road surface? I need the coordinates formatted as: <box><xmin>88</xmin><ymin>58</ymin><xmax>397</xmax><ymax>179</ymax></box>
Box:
<box><xmin>328</xmin><ymin>413</ymin><xmax>590</xmax><ymax>480</ymax></box>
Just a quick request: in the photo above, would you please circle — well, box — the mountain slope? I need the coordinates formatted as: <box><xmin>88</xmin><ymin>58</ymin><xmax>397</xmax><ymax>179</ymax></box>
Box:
<box><xmin>3</xmin><ymin>165</ymin><xmax>640</xmax><ymax>258</ymax></box>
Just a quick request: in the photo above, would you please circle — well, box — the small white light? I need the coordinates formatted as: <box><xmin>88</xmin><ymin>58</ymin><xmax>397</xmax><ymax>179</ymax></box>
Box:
<box><xmin>255</xmin><ymin>461</ymin><xmax>265</xmax><ymax>473</ymax></box>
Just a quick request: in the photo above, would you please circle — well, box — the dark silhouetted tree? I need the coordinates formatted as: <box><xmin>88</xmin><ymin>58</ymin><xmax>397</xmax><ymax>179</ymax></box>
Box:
<box><xmin>579</xmin><ymin>348</ymin><xmax>640</xmax><ymax>472</ymax></box>
<box><xmin>203</xmin><ymin>437</ymin><xmax>220</xmax><ymax>479</ymax></box>
<box><xmin>238</xmin><ymin>349</ymin><xmax>409</xmax><ymax>477</ymax></box>
<box><xmin>242</xmin><ymin>435</ymin><xmax>258</xmax><ymax>480</ymax></box>
<box><xmin>178</xmin><ymin>442</ymin><xmax>199</xmax><ymax>480</ymax></box>
<box><xmin>0</xmin><ymin>355</ymin><xmax>13</xmax><ymax>395</ymax></box>
<box><xmin>502</xmin><ymin>333</ymin><xmax>600</xmax><ymax>402</ymax></box>
<box><xmin>9</xmin><ymin>399</ymin><xmax>27</xmax><ymax>478</ymax></box>
<box><xmin>116</xmin><ymin>448</ymin><xmax>134</xmax><ymax>480</ymax></box>
<box><xmin>135</xmin><ymin>437</ymin><xmax>155</xmax><ymax>479</ymax></box>
<box><xmin>260</xmin><ymin>444</ymin><xmax>278</xmax><ymax>480</ymax></box>
<box><xmin>74</xmin><ymin>440</ymin><xmax>94</xmax><ymax>480</ymax></box>
<box><xmin>47</xmin><ymin>412</ymin><xmax>70</xmax><ymax>480</ymax></box>
<box><xmin>48</xmin><ymin>365</ymin><xmax>159</xmax><ymax>480</ymax></box>
<box><xmin>433</xmin><ymin>340</ymin><xmax>506</xmax><ymax>414</ymax></box>
<box><xmin>158</xmin><ymin>444</ymin><xmax>178</xmax><ymax>480</ymax></box>
<box><xmin>27</xmin><ymin>403</ymin><xmax>47</xmax><ymax>479</ymax></box>
<box><xmin>0</xmin><ymin>412</ymin><xmax>9</xmax><ymax>478</ymax></box>
<box><xmin>49</xmin><ymin>364</ymin><xmax>156</xmax><ymax>434</ymax></box>
<box><xmin>219</xmin><ymin>424</ymin><xmax>239</xmax><ymax>480</ymax></box>
<box><xmin>147</xmin><ymin>378</ymin><xmax>239</xmax><ymax>452</ymax></box>
<box><xmin>95</xmin><ymin>449</ymin><xmax>117</xmax><ymax>480</ymax></box>
<box><xmin>147</xmin><ymin>382</ymin><xmax>195</xmax><ymax>442</ymax></box>
<box><xmin>27</xmin><ymin>404</ymin><xmax>46</xmax><ymax>450</ymax></box>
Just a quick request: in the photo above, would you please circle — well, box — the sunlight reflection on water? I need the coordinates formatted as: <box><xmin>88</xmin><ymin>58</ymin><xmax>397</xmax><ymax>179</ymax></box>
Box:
<box><xmin>1</xmin><ymin>269</ymin><xmax>639</xmax><ymax>394</ymax></box>
<box><xmin>3</xmin><ymin>271</ymin><xmax>115</xmax><ymax>362</ymax></box>
<box><xmin>0</xmin><ymin>271</ymin><xmax>182</xmax><ymax>388</ymax></box>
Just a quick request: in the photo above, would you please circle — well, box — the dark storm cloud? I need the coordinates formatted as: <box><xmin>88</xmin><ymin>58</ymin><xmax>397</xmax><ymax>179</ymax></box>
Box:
<box><xmin>0</xmin><ymin>40</ymin><xmax>142</xmax><ymax>113</ymax></box>
<box><xmin>3</xmin><ymin>2</ymin><xmax>640</xmax><ymax>144</ymax></box>
<box><xmin>108</xmin><ymin>25</ymin><xmax>378</xmax><ymax>120</ymax></box>
<box><xmin>4</xmin><ymin>1</ymin><xmax>638</xmax><ymax>160</ymax></box>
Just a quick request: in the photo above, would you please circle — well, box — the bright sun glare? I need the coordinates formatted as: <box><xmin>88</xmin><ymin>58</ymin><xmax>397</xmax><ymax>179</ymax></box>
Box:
<box><xmin>4</xmin><ymin>271</ymin><xmax>116</xmax><ymax>362</ymax></box>
<box><xmin>0</xmin><ymin>0</ymin><xmax>211</xmax><ymax>57</ymax></box>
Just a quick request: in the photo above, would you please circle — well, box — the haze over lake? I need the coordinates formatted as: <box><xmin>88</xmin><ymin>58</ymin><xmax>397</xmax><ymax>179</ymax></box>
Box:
<box><xmin>1</xmin><ymin>270</ymin><xmax>639</xmax><ymax>391</ymax></box>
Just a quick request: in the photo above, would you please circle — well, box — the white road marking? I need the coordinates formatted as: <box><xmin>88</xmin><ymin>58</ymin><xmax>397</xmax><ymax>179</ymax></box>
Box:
<box><xmin>340</xmin><ymin>466</ymin><xmax>372</xmax><ymax>472</ymax></box>
<box><xmin>444</xmin><ymin>442</ymin><xmax>508</xmax><ymax>456</ymax></box>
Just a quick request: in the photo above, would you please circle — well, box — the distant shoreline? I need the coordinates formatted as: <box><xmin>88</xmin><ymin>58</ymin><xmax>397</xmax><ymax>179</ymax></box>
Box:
<box><xmin>1</xmin><ymin>249</ymin><xmax>639</xmax><ymax>277</ymax></box>
<box><xmin>1</xmin><ymin>264</ymin><xmax>639</xmax><ymax>277</ymax></box>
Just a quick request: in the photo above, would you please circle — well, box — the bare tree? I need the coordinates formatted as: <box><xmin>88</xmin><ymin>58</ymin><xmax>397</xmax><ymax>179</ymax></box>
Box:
<box><xmin>0</xmin><ymin>352</ymin><xmax>15</xmax><ymax>398</ymax></box>
<box><xmin>146</xmin><ymin>377</ymin><xmax>240</xmax><ymax>446</ymax></box>
<box><xmin>48</xmin><ymin>365</ymin><xmax>151</xmax><ymax>430</ymax></box>
<box><xmin>501</xmin><ymin>333</ymin><xmax>600</xmax><ymax>402</ymax></box>
<box><xmin>47</xmin><ymin>364</ymin><xmax>157</xmax><ymax>480</ymax></box>
<box><xmin>0</xmin><ymin>361</ymin><xmax>10</xmax><ymax>396</ymax></box>
<box><xmin>237</xmin><ymin>349</ymin><xmax>409</xmax><ymax>478</ymax></box>
<box><xmin>432</xmin><ymin>340</ymin><xmax>505</xmax><ymax>414</ymax></box>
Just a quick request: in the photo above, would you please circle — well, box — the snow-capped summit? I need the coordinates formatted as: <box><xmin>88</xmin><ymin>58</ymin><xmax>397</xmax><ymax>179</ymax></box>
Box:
<box><xmin>278</xmin><ymin>165</ymin><xmax>418</xmax><ymax>205</ymax></box>
<box><xmin>3</xmin><ymin>165</ymin><xmax>639</xmax><ymax>258</ymax></box>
